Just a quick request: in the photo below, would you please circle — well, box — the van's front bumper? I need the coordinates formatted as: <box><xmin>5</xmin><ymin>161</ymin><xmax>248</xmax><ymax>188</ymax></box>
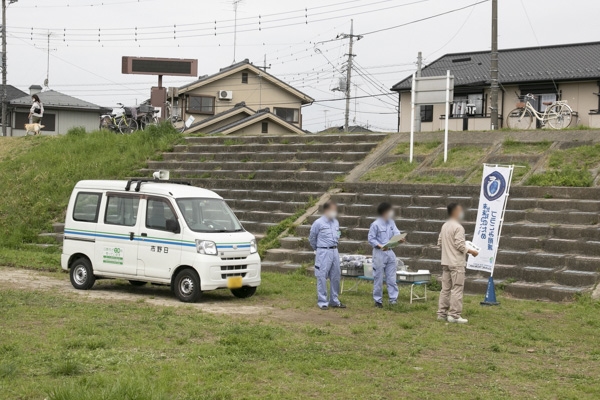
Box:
<box><xmin>194</xmin><ymin>253</ymin><xmax>261</xmax><ymax>291</ymax></box>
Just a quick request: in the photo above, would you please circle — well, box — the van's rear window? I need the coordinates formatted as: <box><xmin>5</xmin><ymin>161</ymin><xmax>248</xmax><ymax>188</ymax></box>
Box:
<box><xmin>73</xmin><ymin>192</ymin><xmax>102</xmax><ymax>223</ymax></box>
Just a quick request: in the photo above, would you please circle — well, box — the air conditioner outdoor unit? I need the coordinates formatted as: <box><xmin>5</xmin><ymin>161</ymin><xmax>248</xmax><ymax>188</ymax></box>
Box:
<box><xmin>218</xmin><ymin>90</ymin><xmax>233</xmax><ymax>100</ymax></box>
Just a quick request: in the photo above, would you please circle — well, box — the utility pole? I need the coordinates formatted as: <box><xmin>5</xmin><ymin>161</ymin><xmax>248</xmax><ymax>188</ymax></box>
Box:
<box><xmin>340</xmin><ymin>19</ymin><xmax>362</xmax><ymax>132</ymax></box>
<box><xmin>490</xmin><ymin>0</ymin><xmax>499</xmax><ymax>130</ymax></box>
<box><xmin>41</xmin><ymin>31</ymin><xmax>57</xmax><ymax>89</ymax></box>
<box><xmin>414</xmin><ymin>51</ymin><xmax>423</xmax><ymax>132</ymax></box>
<box><xmin>2</xmin><ymin>0</ymin><xmax>9</xmax><ymax>136</ymax></box>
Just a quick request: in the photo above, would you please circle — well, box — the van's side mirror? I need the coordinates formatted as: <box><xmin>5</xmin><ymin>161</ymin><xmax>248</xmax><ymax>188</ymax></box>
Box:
<box><xmin>166</xmin><ymin>219</ymin><xmax>180</xmax><ymax>234</ymax></box>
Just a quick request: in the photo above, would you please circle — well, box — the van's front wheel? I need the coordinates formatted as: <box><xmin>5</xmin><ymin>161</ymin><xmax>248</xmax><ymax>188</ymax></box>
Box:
<box><xmin>70</xmin><ymin>258</ymin><xmax>95</xmax><ymax>290</ymax></box>
<box><xmin>231</xmin><ymin>286</ymin><xmax>257</xmax><ymax>299</ymax></box>
<box><xmin>173</xmin><ymin>269</ymin><xmax>202</xmax><ymax>303</ymax></box>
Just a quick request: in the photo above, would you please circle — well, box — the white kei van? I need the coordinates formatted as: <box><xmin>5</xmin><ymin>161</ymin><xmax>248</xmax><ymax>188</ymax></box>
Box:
<box><xmin>61</xmin><ymin>178</ymin><xmax>261</xmax><ymax>302</ymax></box>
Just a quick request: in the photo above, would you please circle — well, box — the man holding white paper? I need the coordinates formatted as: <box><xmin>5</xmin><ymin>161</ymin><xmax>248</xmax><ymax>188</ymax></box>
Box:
<box><xmin>368</xmin><ymin>202</ymin><xmax>405</xmax><ymax>308</ymax></box>
<box><xmin>437</xmin><ymin>203</ymin><xmax>479</xmax><ymax>324</ymax></box>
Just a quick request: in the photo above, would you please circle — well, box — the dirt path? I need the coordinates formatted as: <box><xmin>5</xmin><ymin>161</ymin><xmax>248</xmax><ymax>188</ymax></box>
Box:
<box><xmin>0</xmin><ymin>267</ymin><xmax>344</xmax><ymax>325</ymax></box>
<box><xmin>0</xmin><ymin>267</ymin><xmax>275</xmax><ymax>316</ymax></box>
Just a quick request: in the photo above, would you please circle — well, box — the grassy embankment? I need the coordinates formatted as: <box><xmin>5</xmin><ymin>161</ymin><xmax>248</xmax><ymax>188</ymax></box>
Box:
<box><xmin>362</xmin><ymin>138</ymin><xmax>599</xmax><ymax>186</ymax></box>
<box><xmin>0</xmin><ymin>125</ymin><xmax>182</xmax><ymax>269</ymax></box>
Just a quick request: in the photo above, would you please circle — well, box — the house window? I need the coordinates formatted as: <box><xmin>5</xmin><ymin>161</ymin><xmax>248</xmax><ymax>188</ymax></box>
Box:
<box><xmin>261</xmin><ymin>122</ymin><xmax>268</xmax><ymax>133</ymax></box>
<box><xmin>187</xmin><ymin>96</ymin><xmax>215</xmax><ymax>115</ymax></box>
<box><xmin>274</xmin><ymin>108</ymin><xmax>299</xmax><ymax>123</ymax></box>
<box><xmin>420</xmin><ymin>105</ymin><xmax>433</xmax><ymax>123</ymax></box>
<box><xmin>241</xmin><ymin>72</ymin><xmax>249</xmax><ymax>84</ymax></box>
<box><xmin>14</xmin><ymin>112</ymin><xmax>56</xmax><ymax>131</ymax></box>
<box><xmin>453</xmin><ymin>93</ymin><xmax>484</xmax><ymax>117</ymax></box>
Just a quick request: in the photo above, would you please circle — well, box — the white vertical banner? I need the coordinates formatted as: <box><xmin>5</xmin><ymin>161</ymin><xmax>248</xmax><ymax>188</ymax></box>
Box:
<box><xmin>467</xmin><ymin>164</ymin><xmax>514</xmax><ymax>274</ymax></box>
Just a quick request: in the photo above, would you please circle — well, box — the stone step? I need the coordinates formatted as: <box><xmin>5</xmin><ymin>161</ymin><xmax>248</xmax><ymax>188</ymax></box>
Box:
<box><xmin>340</xmin><ymin>183</ymin><xmax>600</xmax><ymax>201</ymax></box>
<box><xmin>184</xmin><ymin>133</ymin><xmax>388</xmax><ymax>145</ymax></box>
<box><xmin>264</xmin><ymin>247</ymin><xmax>599</xmax><ymax>290</ymax></box>
<box><xmin>175</xmin><ymin>142</ymin><xmax>380</xmax><ymax>154</ymax></box>
<box><xmin>332</xmin><ymin>193</ymin><xmax>600</xmax><ymax>213</ymax></box>
<box><xmin>53</xmin><ymin>223</ymin><xmax>65</xmax><ymax>233</ymax></box>
<box><xmin>240</xmin><ymin>220</ymin><xmax>278</xmax><ymax>235</ymax></box>
<box><xmin>332</xmin><ymin>201</ymin><xmax>599</xmax><ymax>224</ymax></box>
<box><xmin>297</xmin><ymin>219</ymin><xmax>600</xmax><ymax>244</ymax></box>
<box><xmin>148</xmin><ymin>160</ymin><xmax>357</xmax><ymax>173</ymax></box>
<box><xmin>304</xmin><ymin>213</ymin><xmax>600</xmax><ymax>237</ymax></box>
<box><xmin>144</xmin><ymin>168</ymin><xmax>346</xmax><ymax>182</ymax></box>
<box><xmin>163</xmin><ymin>179</ymin><xmax>336</xmax><ymax>193</ymax></box>
<box><xmin>38</xmin><ymin>232</ymin><xmax>64</xmax><ymax>244</ymax></box>
<box><xmin>234</xmin><ymin>210</ymin><xmax>294</xmax><ymax>224</ymax></box>
<box><xmin>212</xmin><ymin>189</ymin><xmax>322</xmax><ymax>203</ymax></box>
<box><xmin>226</xmin><ymin>199</ymin><xmax>306</xmax><ymax>214</ymax></box>
<box><xmin>162</xmin><ymin>151</ymin><xmax>371</xmax><ymax>163</ymax></box>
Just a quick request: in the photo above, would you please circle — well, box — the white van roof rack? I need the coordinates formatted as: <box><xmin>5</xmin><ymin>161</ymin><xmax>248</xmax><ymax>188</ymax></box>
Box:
<box><xmin>125</xmin><ymin>179</ymin><xmax>192</xmax><ymax>192</ymax></box>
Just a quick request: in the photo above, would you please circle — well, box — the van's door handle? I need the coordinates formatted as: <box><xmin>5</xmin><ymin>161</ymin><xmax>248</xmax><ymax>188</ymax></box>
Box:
<box><xmin>129</xmin><ymin>232</ymin><xmax>134</xmax><ymax>241</ymax></box>
<box><xmin>141</xmin><ymin>233</ymin><xmax>148</xmax><ymax>237</ymax></box>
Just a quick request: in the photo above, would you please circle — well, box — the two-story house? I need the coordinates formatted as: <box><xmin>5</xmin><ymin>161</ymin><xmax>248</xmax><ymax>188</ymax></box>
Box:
<box><xmin>177</xmin><ymin>59</ymin><xmax>314</xmax><ymax>135</ymax></box>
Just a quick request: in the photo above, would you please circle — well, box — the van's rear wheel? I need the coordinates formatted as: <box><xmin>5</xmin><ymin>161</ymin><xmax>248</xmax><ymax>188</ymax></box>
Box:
<box><xmin>173</xmin><ymin>269</ymin><xmax>202</xmax><ymax>303</ymax></box>
<box><xmin>70</xmin><ymin>258</ymin><xmax>95</xmax><ymax>290</ymax></box>
<box><xmin>129</xmin><ymin>280</ymin><xmax>147</xmax><ymax>287</ymax></box>
<box><xmin>231</xmin><ymin>286</ymin><xmax>257</xmax><ymax>299</ymax></box>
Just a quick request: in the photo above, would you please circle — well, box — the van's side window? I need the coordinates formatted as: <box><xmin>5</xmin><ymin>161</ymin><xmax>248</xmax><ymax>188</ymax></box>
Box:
<box><xmin>146</xmin><ymin>198</ymin><xmax>176</xmax><ymax>231</ymax></box>
<box><xmin>73</xmin><ymin>192</ymin><xmax>102</xmax><ymax>223</ymax></box>
<box><xmin>105</xmin><ymin>195</ymin><xmax>140</xmax><ymax>227</ymax></box>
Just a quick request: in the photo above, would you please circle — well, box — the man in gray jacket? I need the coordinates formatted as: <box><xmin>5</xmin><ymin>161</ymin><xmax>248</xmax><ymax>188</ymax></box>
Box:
<box><xmin>437</xmin><ymin>203</ymin><xmax>479</xmax><ymax>324</ymax></box>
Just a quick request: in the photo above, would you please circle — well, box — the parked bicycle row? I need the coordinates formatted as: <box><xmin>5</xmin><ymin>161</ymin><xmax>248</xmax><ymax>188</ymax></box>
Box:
<box><xmin>99</xmin><ymin>102</ymin><xmax>186</xmax><ymax>134</ymax></box>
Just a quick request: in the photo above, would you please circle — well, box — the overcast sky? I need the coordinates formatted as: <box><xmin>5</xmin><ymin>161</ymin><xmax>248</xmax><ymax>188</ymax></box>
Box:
<box><xmin>6</xmin><ymin>0</ymin><xmax>600</xmax><ymax>132</ymax></box>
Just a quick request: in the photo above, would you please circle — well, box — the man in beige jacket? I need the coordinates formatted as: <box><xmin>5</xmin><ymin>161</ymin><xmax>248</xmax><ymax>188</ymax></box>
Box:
<box><xmin>437</xmin><ymin>203</ymin><xmax>479</xmax><ymax>324</ymax></box>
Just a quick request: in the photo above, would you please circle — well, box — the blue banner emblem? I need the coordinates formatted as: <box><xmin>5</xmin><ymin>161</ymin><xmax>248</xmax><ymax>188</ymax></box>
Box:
<box><xmin>483</xmin><ymin>172</ymin><xmax>506</xmax><ymax>201</ymax></box>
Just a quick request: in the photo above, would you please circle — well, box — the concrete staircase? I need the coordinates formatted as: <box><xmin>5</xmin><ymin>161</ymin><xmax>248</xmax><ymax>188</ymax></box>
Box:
<box><xmin>144</xmin><ymin>134</ymin><xmax>387</xmax><ymax>239</ymax></box>
<box><xmin>265</xmin><ymin>183</ymin><xmax>600</xmax><ymax>301</ymax></box>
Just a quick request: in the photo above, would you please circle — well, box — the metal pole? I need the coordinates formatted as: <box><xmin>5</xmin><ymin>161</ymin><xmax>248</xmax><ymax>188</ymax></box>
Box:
<box><xmin>414</xmin><ymin>51</ymin><xmax>422</xmax><ymax>132</ymax></box>
<box><xmin>2</xmin><ymin>0</ymin><xmax>7</xmax><ymax>136</ymax></box>
<box><xmin>444</xmin><ymin>70</ymin><xmax>450</xmax><ymax>163</ymax></box>
<box><xmin>344</xmin><ymin>19</ymin><xmax>355</xmax><ymax>133</ymax></box>
<box><xmin>409</xmin><ymin>73</ymin><xmax>416</xmax><ymax>163</ymax></box>
<box><xmin>490</xmin><ymin>0</ymin><xmax>499</xmax><ymax>130</ymax></box>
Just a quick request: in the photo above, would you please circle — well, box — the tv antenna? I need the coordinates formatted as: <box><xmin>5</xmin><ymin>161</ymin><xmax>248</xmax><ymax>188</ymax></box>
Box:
<box><xmin>232</xmin><ymin>0</ymin><xmax>243</xmax><ymax>64</ymax></box>
<box><xmin>35</xmin><ymin>31</ymin><xmax>57</xmax><ymax>89</ymax></box>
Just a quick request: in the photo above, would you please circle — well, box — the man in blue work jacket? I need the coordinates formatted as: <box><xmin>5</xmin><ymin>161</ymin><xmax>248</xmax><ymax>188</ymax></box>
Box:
<box><xmin>308</xmin><ymin>201</ymin><xmax>346</xmax><ymax>310</ymax></box>
<box><xmin>368</xmin><ymin>202</ymin><xmax>404</xmax><ymax>308</ymax></box>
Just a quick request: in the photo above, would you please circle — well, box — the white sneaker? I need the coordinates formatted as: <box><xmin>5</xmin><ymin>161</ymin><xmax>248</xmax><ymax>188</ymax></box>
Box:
<box><xmin>447</xmin><ymin>316</ymin><xmax>468</xmax><ymax>324</ymax></box>
<box><xmin>436</xmin><ymin>316</ymin><xmax>447</xmax><ymax>322</ymax></box>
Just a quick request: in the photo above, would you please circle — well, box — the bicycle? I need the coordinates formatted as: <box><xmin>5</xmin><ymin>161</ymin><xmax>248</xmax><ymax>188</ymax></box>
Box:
<box><xmin>138</xmin><ymin>104</ymin><xmax>160</xmax><ymax>129</ymax></box>
<box><xmin>165</xmin><ymin>101</ymin><xmax>186</xmax><ymax>133</ymax></box>
<box><xmin>99</xmin><ymin>103</ymin><xmax>139</xmax><ymax>134</ymax></box>
<box><xmin>506</xmin><ymin>93</ymin><xmax>573</xmax><ymax>130</ymax></box>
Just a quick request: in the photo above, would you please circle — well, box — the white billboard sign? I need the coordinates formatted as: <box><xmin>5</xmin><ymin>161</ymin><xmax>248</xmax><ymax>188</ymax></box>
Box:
<box><xmin>409</xmin><ymin>71</ymin><xmax>455</xmax><ymax>163</ymax></box>
<box><xmin>413</xmin><ymin>76</ymin><xmax>455</xmax><ymax>105</ymax></box>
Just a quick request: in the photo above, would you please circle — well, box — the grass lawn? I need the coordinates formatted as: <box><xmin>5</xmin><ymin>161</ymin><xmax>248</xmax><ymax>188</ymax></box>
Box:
<box><xmin>501</xmin><ymin>138</ymin><xmax>552</xmax><ymax>155</ymax></box>
<box><xmin>405</xmin><ymin>173</ymin><xmax>458</xmax><ymax>184</ymax></box>
<box><xmin>395</xmin><ymin>141</ymin><xmax>441</xmax><ymax>156</ymax></box>
<box><xmin>431</xmin><ymin>146</ymin><xmax>486</xmax><ymax>169</ymax></box>
<box><xmin>0</xmin><ymin>270</ymin><xmax>599</xmax><ymax>400</ymax></box>
<box><xmin>360</xmin><ymin>159</ymin><xmax>417</xmax><ymax>182</ymax></box>
<box><xmin>525</xmin><ymin>144</ymin><xmax>600</xmax><ymax>187</ymax></box>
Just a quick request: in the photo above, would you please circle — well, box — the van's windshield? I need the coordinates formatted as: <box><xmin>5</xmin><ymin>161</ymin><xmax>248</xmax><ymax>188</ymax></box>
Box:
<box><xmin>176</xmin><ymin>198</ymin><xmax>244</xmax><ymax>233</ymax></box>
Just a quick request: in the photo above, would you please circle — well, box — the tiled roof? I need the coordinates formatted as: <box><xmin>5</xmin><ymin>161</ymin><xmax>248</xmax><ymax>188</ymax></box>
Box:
<box><xmin>392</xmin><ymin>41</ymin><xmax>600</xmax><ymax>91</ymax></box>
<box><xmin>10</xmin><ymin>90</ymin><xmax>105</xmax><ymax>111</ymax></box>
<box><xmin>4</xmin><ymin>85</ymin><xmax>28</xmax><ymax>102</ymax></box>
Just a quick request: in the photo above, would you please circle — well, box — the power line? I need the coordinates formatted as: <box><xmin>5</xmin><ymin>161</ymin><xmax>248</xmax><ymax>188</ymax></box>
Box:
<box><xmin>359</xmin><ymin>0</ymin><xmax>490</xmax><ymax>36</ymax></box>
